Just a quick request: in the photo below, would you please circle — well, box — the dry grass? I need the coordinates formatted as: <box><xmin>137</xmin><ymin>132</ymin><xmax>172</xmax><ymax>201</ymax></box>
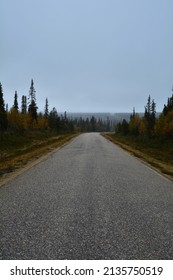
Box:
<box><xmin>0</xmin><ymin>133</ymin><xmax>78</xmax><ymax>180</ymax></box>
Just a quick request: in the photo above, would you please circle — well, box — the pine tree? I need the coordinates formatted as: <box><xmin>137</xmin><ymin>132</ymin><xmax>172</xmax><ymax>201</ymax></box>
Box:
<box><xmin>28</xmin><ymin>79</ymin><xmax>38</xmax><ymax>121</ymax></box>
<box><xmin>144</xmin><ymin>95</ymin><xmax>156</xmax><ymax>136</ymax></box>
<box><xmin>13</xmin><ymin>91</ymin><xmax>19</xmax><ymax>112</ymax></box>
<box><xmin>151</xmin><ymin>99</ymin><xmax>156</xmax><ymax>121</ymax></box>
<box><xmin>0</xmin><ymin>83</ymin><xmax>5</xmax><ymax>113</ymax></box>
<box><xmin>144</xmin><ymin>95</ymin><xmax>151</xmax><ymax>119</ymax></box>
<box><xmin>0</xmin><ymin>83</ymin><xmax>8</xmax><ymax>133</ymax></box>
<box><xmin>44</xmin><ymin>98</ymin><xmax>49</xmax><ymax>118</ymax></box>
<box><xmin>28</xmin><ymin>79</ymin><xmax>36</xmax><ymax>104</ymax></box>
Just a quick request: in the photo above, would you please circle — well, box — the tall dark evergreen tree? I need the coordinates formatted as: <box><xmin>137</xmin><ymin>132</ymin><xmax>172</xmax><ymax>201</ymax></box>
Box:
<box><xmin>144</xmin><ymin>95</ymin><xmax>151</xmax><ymax>118</ymax></box>
<box><xmin>144</xmin><ymin>95</ymin><xmax>156</xmax><ymax>136</ymax></box>
<box><xmin>28</xmin><ymin>79</ymin><xmax>38</xmax><ymax>121</ymax></box>
<box><xmin>13</xmin><ymin>91</ymin><xmax>19</xmax><ymax>112</ymax></box>
<box><xmin>28</xmin><ymin>79</ymin><xmax>36</xmax><ymax>104</ymax></box>
<box><xmin>44</xmin><ymin>98</ymin><xmax>49</xmax><ymax>118</ymax></box>
<box><xmin>0</xmin><ymin>83</ymin><xmax>5</xmax><ymax>113</ymax></box>
<box><xmin>0</xmin><ymin>83</ymin><xmax>8</xmax><ymax>133</ymax></box>
<box><xmin>151</xmin><ymin>99</ymin><xmax>156</xmax><ymax>121</ymax></box>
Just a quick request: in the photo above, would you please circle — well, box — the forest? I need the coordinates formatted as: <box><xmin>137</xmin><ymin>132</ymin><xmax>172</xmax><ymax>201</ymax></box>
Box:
<box><xmin>116</xmin><ymin>91</ymin><xmax>173</xmax><ymax>141</ymax></box>
<box><xmin>0</xmin><ymin>79</ymin><xmax>113</xmax><ymax>136</ymax></box>
<box><xmin>1</xmin><ymin>79</ymin><xmax>173</xmax><ymax>140</ymax></box>
<box><xmin>1</xmin><ymin>80</ymin><xmax>173</xmax><ymax>140</ymax></box>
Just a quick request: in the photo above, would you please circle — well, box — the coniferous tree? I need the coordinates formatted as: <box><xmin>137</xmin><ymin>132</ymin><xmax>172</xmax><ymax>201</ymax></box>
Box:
<box><xmin>151</xmin><ymin>99</ymin><xmax>156</xmax><ymax>122</ymax></box>
<box><xmin>44</xmin><ymin>98</ymin><xmax>49</xmax><ymax>118</ymax></box>
<box><xmin>0</xmin><ymin>83</ymin><xmax>5</xmax><ymax>113</ymax></box>
<box><xmin>144</xmin><ymin>95</ymin><xmax>156</xmax><ymax>136</ymax></box>
<box><xmin>13</xmin><ymin>91</ymin><xmax>19</xmax><ymax>112</ymax></box>
<box><xmin>28</xmin><ymin>79</ymin><xmax>36</xmax><ymax>104</ymax></box>
<box><xmin>28</xmin><ymin>99</ymin><xmax>38</xmax><ymax>121</ymax></box>
<box><xmin>144</xmin><ymin>95</ymin><xmax>151</xmax><ymax>118</ymax></box>
<box><xmin>0</xmin><ymin>83</ymin><xmax>8</xmax><ymax>133</ymax></box>
<box><xmin>28</xmin><ymin>79</ymin><xmax>38</xmax><ymax>121</ymax></box>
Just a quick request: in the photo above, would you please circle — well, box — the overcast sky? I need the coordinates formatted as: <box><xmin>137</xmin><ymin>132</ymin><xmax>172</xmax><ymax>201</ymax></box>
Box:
<box><xmin>1</xmin><ymin>0</ymin><xmax>173</xmax><ymax>113</ymax></box>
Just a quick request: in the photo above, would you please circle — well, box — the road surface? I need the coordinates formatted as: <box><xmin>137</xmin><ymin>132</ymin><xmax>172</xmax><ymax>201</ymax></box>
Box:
<box><xmin>0</xmin><ymin>133</ymin><xmax>173</xmax><ymax>259</ymax></box>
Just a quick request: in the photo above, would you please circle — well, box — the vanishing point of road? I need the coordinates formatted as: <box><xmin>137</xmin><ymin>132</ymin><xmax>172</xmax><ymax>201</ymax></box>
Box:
<box><xmin>0</xmin><ymin>133</ymin><xmax>173</xmax><ymax>259</ymax></box>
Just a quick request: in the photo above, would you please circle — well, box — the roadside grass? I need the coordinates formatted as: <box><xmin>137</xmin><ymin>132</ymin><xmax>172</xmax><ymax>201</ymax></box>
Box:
<box><xmin>0</xmin><ymin>131</ymin><xmax>78</xmax><ymax>178</ymax></box>
<box><xmin>103</xmin><ymin>133</ymin><xmax>173</xmax><ymax>180</ymax></box>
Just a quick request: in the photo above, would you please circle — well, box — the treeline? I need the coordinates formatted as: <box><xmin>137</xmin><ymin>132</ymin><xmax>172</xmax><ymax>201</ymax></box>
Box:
<box><xmin>116</xmin><ymin>90</ymin><xmax>173</xmax><ymax>140</ymax></box>
<box><xmin>0</xmin><ymin>80</ymin><xmax>74</xmax><ymax>134</ymax></box>
<box><xmin>0</xmin><ymin>80</ymin><xmax>112</xmax><ymax>135</ymax></box>
<box><xmin>72</xmin><ymin>116</ymin><xmax>112</xmax><ymax>132</ymax></box>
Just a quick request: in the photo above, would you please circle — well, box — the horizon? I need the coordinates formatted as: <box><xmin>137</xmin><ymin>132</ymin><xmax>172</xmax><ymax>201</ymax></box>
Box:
<box><xmin>1</xmin><ymin>81</ymin><xmax>169</xmax><ymax>115</ymax></box>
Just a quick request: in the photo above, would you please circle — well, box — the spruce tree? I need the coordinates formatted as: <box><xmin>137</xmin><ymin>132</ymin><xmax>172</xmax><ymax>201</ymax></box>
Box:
<box><xmin>0</xmin><ymin>83</ymin><xmax>8</xmax><ymax>133</ymax></box>
<box><xmin>28</xmin><ymin>79</ymin><xmax>36</xmax><ymax>104</ymax></box>
<box><xmin>0</xmin><ymin>83</ymin><xmax>5</xmax><ymax>113</ymax></box>
<box><xmin>151</xmin><ymin>99</ymin><xmax>156</xmax><ymax>121</ymax></box>
<box><xmin>28</xmin><ymin>79</ymin><xmax>38</xmax><ymax>121</ymax></box>
<box><xmin>44</xmin><ymin>98</ymin><xmax>49</xmax><ymax>118</ymax></box>
<box><xmin>144</xmin><ymin>95</ymin><xmax>156</xmax><ymax>136</ymax></box>
<box><xmin>13</xmin><ymin>91</ymin><xmax>19</xmax><ymax>112</ymax></box>
<box><xmin>144</xmin><ymin>95</ymin><xmax>151</xmax><ymax>118</ymax></box>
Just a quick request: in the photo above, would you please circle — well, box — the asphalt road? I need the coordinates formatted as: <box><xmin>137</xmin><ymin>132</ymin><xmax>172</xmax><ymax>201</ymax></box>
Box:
<box><xmin>0</xmin><ymin>133</ymin><xmax>173</xmax><ymax>259</ymax></box>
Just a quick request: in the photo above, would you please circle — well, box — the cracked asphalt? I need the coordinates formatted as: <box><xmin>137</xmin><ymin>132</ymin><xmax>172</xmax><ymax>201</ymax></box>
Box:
<box><xmin>0</xmin><ymin>133</ymin><xmax>173</xmax><ymax>259</ymax></box>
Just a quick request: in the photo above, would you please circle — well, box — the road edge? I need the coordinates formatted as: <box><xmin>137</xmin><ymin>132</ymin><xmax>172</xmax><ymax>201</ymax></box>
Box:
<box><xmin>0</xmin><ymin>134</ymin><xmax>79</xmax><ymax>188</ymax></box>
<box><xmin>102</xmin><ymin>133</ymin><xmax>173</xmax><ymax>183</ymax></box>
